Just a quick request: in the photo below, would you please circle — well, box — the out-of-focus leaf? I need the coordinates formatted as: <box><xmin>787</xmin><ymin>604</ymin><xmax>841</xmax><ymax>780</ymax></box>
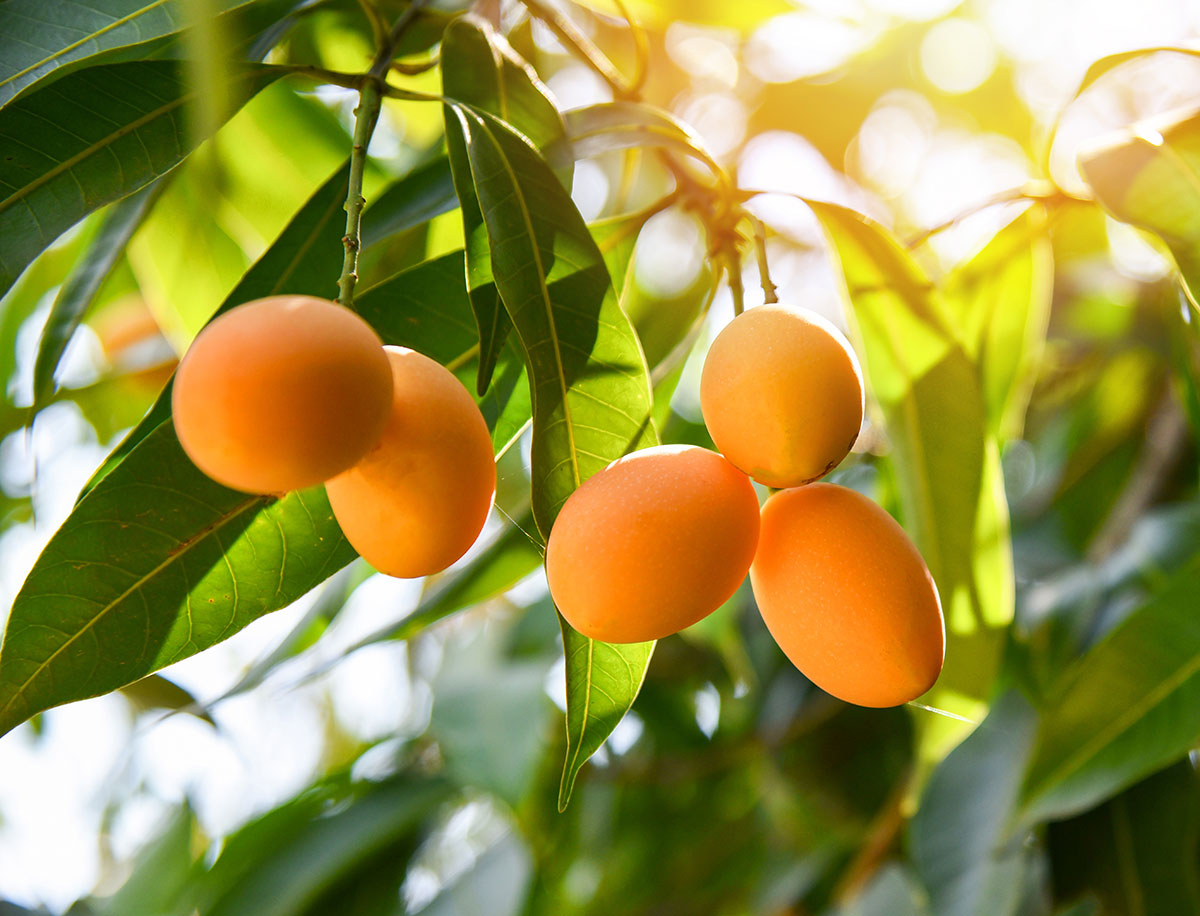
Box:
<box><xmin>1019</xmin><ymin>560</ymin><xmax>1200</xmax><ymax>823</ymax></box>
<box><xmin>0</xmin><ymin>61</ymin><xmax>282</xmax><ymax>300</ymax></box>
<box><xmin>449</xmin><ymin>104</ymin><xmax>658</xmax><ymax>810</ymax></box>
<box><xmin>1048</xmin><ymin>760</ymin><xmax>1200</xmax><ymax>916</ymax></box>
<box><xmin>942</xmin><ymin>205</ymin><xmax>1054</xmax><ymax>440</ymax></box>
<box><xmin>572</xmin><ymin>0</ymin><xmax>793</xmax><ymax>31</ymax></box>
<box><xmin>831</xmin><ymin>864</ymin><xmax>929</xmax><ymax>916</ymax></box>
<box><xmin>33</xmin><ymin>182</ymin><xmax>165</xmax><ymax>410</ymax></box>
<box><xmin>432</xmin><ymin>634</ymin><xmax>553</xmax><ymax>807</ymax></box>
<box><xmin>0</xmin><ymin>0</ymin><xmax>263</xmax><ymax>108</ymax></box>
<box><xmin>360</xmin><ymin>156</ymin><xmax>457</xmax><ymax>249</ymax></box>
<box><xmin>1069</xmin><ymin>46</ymin><xmax>1200</xmax><ymax>102</ymax></box>
<box><xmin>95</xmin><ymin>803</ymin><xmax>197</xmax><ymax>916</ymax></box>
<box><xmin>442</xmin><ymin>15</ymin><xmax>568</xmax><ymax>395</ymax></box>
<box><xmin>0</xmin><ymin>421</ymin><xmax>356</xmax><ymax>739</ymax></box>
<box><xmin>911</xmin><ymin>693</ymin><xmax>1039</xmax><ymax>916</ymax></box>
<box><xmin>117</xmin><ymin>673</ymin><xmax>213</xmax><ymax>725</ymax></box>
<box><xmin>413</xmin><ymin>831</ymin><xmax>533</xmax><ymax>916</ymax></box>
<box><xmin>811</xmin><ymin>202</ymin><xmax>1011</xmax><ymax>668</ymax></box>
<box><xmin>197</xmin><ymin>777</ymin><xmax>451</xmax><ymax>916</ymax></box>
<box><xmin>80</xmin><ymin>160</ymin><xmax>352</xmax><ymax>496</ymax></box>
<box><xmin>564</xmin><ymin>102</ymin><xmax>720</xmax><ymax>175</ymax></box>
<box><xmin>1080</xmin><ymin>106</ymin><xmax>1200</xmax><ymax>306</ymax></box>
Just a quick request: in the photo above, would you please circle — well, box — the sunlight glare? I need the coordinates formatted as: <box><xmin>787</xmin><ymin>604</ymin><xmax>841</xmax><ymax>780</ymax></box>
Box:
<box><xmin>920</xmin><ymin>18</ymin><xmax>997</xmax><ymax>94</ymax></box>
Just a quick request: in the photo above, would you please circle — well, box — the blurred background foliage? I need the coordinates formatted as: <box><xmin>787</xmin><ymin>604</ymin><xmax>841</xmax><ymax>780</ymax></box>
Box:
<box><xmin>1</xmin><ymin>0</ymin><xmax>1200</xmax><ymax>914</ymax></box>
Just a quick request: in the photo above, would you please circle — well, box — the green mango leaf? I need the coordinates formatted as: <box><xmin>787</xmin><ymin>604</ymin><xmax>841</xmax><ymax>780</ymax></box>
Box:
<box><xmin>441</xmin><ymin>14</ymin><xmax>568</xmax><ymax>396</ymax></box>
<box><xmin>1080</xmin><ymin>105</ymin><xmax>1200</xmax><ymax>306</ymax></box>
<box><xmin>359</xmin><ymin>156</ymin><xmax>457</xmax><ymax>249</ymax></box>
<box><xmin>810</xmin><ymin>202</ymin><xmax>1010</xmax><ymax>653</ymax></box>
<box><xmin>449</xmin><ymin>103</ymin><xmax>658</xmax><ymax>810</ymax></box>
<box><xmin>942</xmin><ymin>205</ymin><xmax>1054</xmax><ymax>440</ymax></box>
<box><xmin>0</xmin><ymin>60</ymin><xmax>282</xmax><ymax>300</ymax></box>
<box><xmin>32</xmin><ymin>181</ymin><xmax>166</xmax><ymax>411</ymax></box>
<box><xmin>0</xmin><ymin>421</ymin><xmax>357</xmax><ymax>739</ymax></box>
<box><xmin>94</xmin><ymin>802</ymin><xmax>197</xmax><ymax>916</ymax></box>
<box><xmin>117</xmin><ymin>673</ymin><xmax>213</xmax><ymax>725</ymax></box>
<box><xmin>564</xmin><ymin>101</ymin><xmax>721</xmax><ymax>176</ymax></box>
<box><xmin>1048</xmin><ymin>760</ymin><xmax>1200</xmax><ymax>916</ymax></box>
<box><xmin>0</xmin><ymin>0</ymin><xmax>262</xmax><ymax>108</ymax></box>
<box><xmin>911</xmin><ymin>693</ymin><xmax>1039</xmax><ymax>916</ymax></box>
<box><xmin>80</xmin><ymin>158</ymin><xmax>353</xmax><ymax>496</ymax></box>
<box><xmin>1019</xmin><ymin>560</ymin><xmax>1200</xmax><ymax>824</ymax></box>
<box><xmin>196</xmin><ymin>777</ymin><xmax>451</xmax><ymax>916</ymax></box>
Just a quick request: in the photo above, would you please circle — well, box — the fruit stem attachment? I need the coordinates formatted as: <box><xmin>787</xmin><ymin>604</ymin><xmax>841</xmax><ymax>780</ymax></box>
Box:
<box><xmin>336</xmin><ymin>0</ymin><xmax>432</xmax><ymax>308</ymax></box>
<box><xmin>750</xmin><ymin>215</ymin><xmax>778</xmax><ymax>305</ymax></box>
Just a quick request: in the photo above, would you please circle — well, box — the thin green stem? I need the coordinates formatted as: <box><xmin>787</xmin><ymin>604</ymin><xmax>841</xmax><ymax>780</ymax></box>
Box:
<box><xmin>750</xmin><ymin>215</ymin><xmax>778</xmax><ymax>304</ymax></box>
<box><xmin>335</xmin><ymin>0</ymin><xmax>432</xmax><ymax>307</ymax></box>
<box><xmin>725</xmin><ymin>248</ymin><xmax>745</xmax><ymax>317</ymax></box>
<box><xmin>521</xmin><ymin>0</ymin><xmax>635</xmax><ymax>99</ymax></box>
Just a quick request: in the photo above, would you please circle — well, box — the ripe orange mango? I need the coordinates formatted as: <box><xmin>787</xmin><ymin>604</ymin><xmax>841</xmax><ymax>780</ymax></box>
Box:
<box><xmin>751</xmin><ymin>483</ymin><xmax>944</xmax><ymax>707</ymax></box>
<box><xmin>172</xmin><ymin>296</ymin><xmax>393</xmax><ymax>494</ymax></box>
<box><xmin>326</xmin><ymin>347</ymin><xmax>496</xmax><ymax>579</ymax></box>
<box><xmin>700</xmin><ymin>304</ymin><xmax>864</xmax><ymax>488</ymax></box>
<box><xmin>546</xmin><ymin>445</ymin><xmax>760</xmax><ymax>643</ymax></box>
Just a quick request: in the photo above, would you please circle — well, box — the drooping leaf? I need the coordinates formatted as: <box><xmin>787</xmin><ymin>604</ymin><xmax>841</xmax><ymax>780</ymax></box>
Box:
<box><xmin>0</xmin><ymin>421</ymin><xmax>356</xmax><ymax>739</ymax></box>
<box><xmin>0</xmin><ymin>0</ymin><xmax>262</xmax><ymax>108</ymax></box>
<box><xmin>80</xmin><ymin>158</ymin><xmax>353</xmax><ymax>496</ymax></box>
<box><xmin>1080</xmin><ymin>105</ymin><xmax>1200</xmax><ymax>306</ymax></box>
<box><xmin>911</xmin><ymin>693</ymin><xmax>1039</xmax><ymax>916</ymax></box>
<box><xmin>450</xmin><ymin>104</ymin><xmax>658</xmax><ymax>809</ymax></box>
<box><xmin>811</xmin><ymin>202</ymin><xmax>1010</xmax><ymax>657</ymax></box>
<box><xmin>0</xmin><ymin>60</ymin><xmax>282</xmax><ymax>300</ymax></box>
<box><xmin>942</xmin><ymin>205</ymin><xmax>1054</xmax><ymax>440</ymax></box>
<box><xmin>564</xmin><ymin>101</ymin><xmax>720</xmax><ymax>176</ymax></box>
<box><xmin>1019</xmin><ymin>559</ymin><xmax>1200</xmax><ymax>823</ymax></box>
<box><xmin>32</xmin><ymin>181</ymin><xmax>165</xmax><ymax>410</ymax></box>
<box><xmin>1048</xmin><ymin>760</ymin><xmax>1200</xmax><ymax>916</ymax></box>
<box><xmin>441</xmin><ymin>14</ymin><xmax>568</xmax><ymax>395</ymax></box>
<box><xmin>117</xmin><ymin>673</ymin><xmax>213</xmax><ymax>725</ymax></box>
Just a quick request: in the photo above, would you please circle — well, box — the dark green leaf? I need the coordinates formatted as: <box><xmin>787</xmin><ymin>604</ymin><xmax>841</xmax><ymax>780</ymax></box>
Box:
<box><xmin>442</xmin><ymin>14</ymin><xmax>568</xmax><ymax>395</ymax></box>
<box><xmin>911</xmin><ymin>693</ymin><xmax>1039</xmax><ymax>916</ymax></box>
<box><xmin>1020</xmin><ymin>560</ymin><xmax>1200</xmax><ymax>823</ymax></box>
<box><xmin>1080</xmin><ymin>105</ymin><xmax>1200</xmax><ymax>306</ymax></box>
<box><xmin>0</xmin><ymin>421</ymin><xmax>356</xmax><ymax>739</ymax></box>
<box><xmin>0</xmin><ymin>60</ymin><xmax>282</xmax><ymax>300</ymax></box>
<box><xmin>359</xmin><ymin>155</ymin><xmax>457</xmax><ymax>249</ymax></box>
<box><xmin>33</xmin><ymin>181</ymin><xmax>165</xmax><ymax>410</ymax></box>
<box><xmin>117</xmin><ymin>673</ymin><xmax>213</xmax><ymax>725</ymax></box>
<box><xmin>81</xmin><ymin>158</ymin><xmax>352</xmax><ymax>496</ymax></box>
<box><xmin>450</xmin><ymin>104</ymin><xmax>658</xmax><ymax>810</ymax></box>
<box><xmin>1049</xmin><ymin>760</ymin><xmax>1200</xmax><ymax>916</ymax></box>
<box><xmin>0</xmin><ymin>0</ymin><xmax>261</xmax><ymax>108</ymax></box>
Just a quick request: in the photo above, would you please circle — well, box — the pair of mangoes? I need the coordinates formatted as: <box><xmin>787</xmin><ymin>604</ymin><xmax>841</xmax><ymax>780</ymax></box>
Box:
<box><xmin>172</xmin><ymin>296</ymin><xmax>496</xmax><ymax>579</ymax></box>
<box><xmin>545</xmin><ymin>305</ymin><xmax>946</xmax><ymax>708</ymax></box>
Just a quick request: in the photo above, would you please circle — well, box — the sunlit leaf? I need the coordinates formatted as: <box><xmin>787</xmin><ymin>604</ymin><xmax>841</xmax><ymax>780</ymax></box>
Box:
<box><xmin>442</xmin><ymin>14</ymin><xmax>568</xmax><ymax>395</ymax></box>
<box><xmin>1019</xmin><ymin>560</ymin><xmax>1200</xmax><ymax>823</ymax></box>
<box><xmin>32</xmin><ymin>182</ymin><xmax>165</xmax><ymax>411</ymax></box>
<box><xmin>810</xmin><ymin>202</ymin><xmax>1010</xmax><ymax>654</ymax></box>
<box><xmin>1069</xmin><ymin>46</ymin><xmax>1200</xmax><ymax>103</ymax></box>
<box><xmin>1080</xmin><ymin>105</ymin><xmax>1200</xmax><ymax>306</ymax></box>
<box><xmin>0</xmin><ymin>60</ymin><xmax>282</xmax><ymax>300</ymax></box>
<box><xmin>0</xmin><ymin>421</ymin><xmax>356</xmax><ymax>739</ymax></box>
<box><xmin>0</xmin><ymin>0</ymin><xmax>262</xmax><ymax>108</ymax></box>
<box><xmin>450</xmin><ymin>103</ymin><xmax>658</xmax><ymax>810</ymax></box>
<box><xmin>911</xmin><ymin>693</ymin><xmax>1039</xmax><ymax>916</ymax></box>
<box><xmin>942</xmin><ymin>205</ymin><xmax>1054</xmax><ymax>440</ymax></box>
<box><xmin>564</xmin><ymin>101</ymin><xmax>720</xmax><ymax>176</ymax></box>
<box><xmin>1048</xmin><ymin>760</ymin><xmax>1200</xmax><ymax>916</ymax></box>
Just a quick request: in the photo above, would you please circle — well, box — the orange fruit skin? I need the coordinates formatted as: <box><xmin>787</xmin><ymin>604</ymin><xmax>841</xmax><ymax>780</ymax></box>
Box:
<box><xmin>700</xmin><ymin>304</ymin><xmax>864</xmax><ymax>488</ymax></box>
<box><xmin>545</xmin><ymin>445</ymin><xmax>761</xmax><ymax>643</ymax></box>
<box><xmin>751</xmin><ymin>483</ymin><xmax>945</xmax><ymax>708</ymax></box>
<box><xmin>326</xmin><ymin>347</ymin><xmax>496</xmax><ymax>579</ymax></box>
<box><xmin>172</xmin><ymin>296</ymin><xmax>393</xmax><ymax>494</ymax></box>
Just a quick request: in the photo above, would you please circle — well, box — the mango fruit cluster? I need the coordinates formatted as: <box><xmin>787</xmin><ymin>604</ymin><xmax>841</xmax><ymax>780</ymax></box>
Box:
<box><xmin>546</xmin><ymin>304</ymin><xmax>945</xmax><ymax>708</ymax></box>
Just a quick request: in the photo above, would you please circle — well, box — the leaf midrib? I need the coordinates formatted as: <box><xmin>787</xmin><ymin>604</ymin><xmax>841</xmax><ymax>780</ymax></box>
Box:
<box><xmin>0</xmin><ymin>493</ymin><xmax>268</xmax><ymax>723</ymax></box>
